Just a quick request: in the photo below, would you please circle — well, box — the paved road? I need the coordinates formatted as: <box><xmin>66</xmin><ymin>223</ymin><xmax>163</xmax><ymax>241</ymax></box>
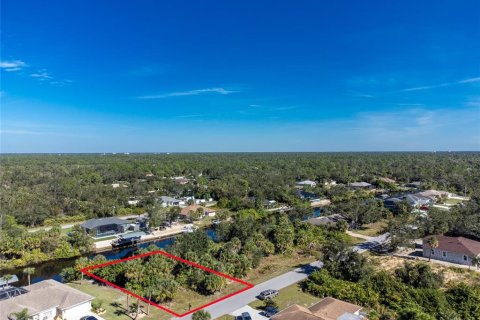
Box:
<box><xmin>352</xmin><ymin>232</ymin><xmax>389</xmax><ymax>253</ymax></box>
<box><xmin>171</xmin><ymin>261</ymin><xmax>323</xmax><ymax>320</ymax></box>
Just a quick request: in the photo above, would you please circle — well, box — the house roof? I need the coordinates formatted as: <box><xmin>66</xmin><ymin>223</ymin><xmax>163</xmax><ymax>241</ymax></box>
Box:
<box><xmin>349</xmin><ymin>182</ymin><xmax>372</xmax><ymax>187</ymax></box>
<box><xmin>160</xmin><ymin>196</ymin><xmax>181</xmax><ymax>203</ymax></box>
<box><xmin>424</xmin><ymin>235</ymin><xmax>480</xmax><ymax>257</ymax></box>
<box><xmin>309</xmin><ymin>297</ymin><xmax>363</xmax><ymax>320</ymax></box>
<box><xmin>297</xmin><ymin>180</ymin><xmax>317</xmax><ymax>185</ymax></box>
<box><xmin>0</xmin><ymin>280</ymin><xmax>93</xmax><ymax>319</ymax></box>
<box><xmin>416</xmin><ymin>190</ymin><xmax>449</xmax><ymax>198</ymax></box>
<box><xmin>81</xmin><ymin>217</ymin><xmax>128</xmax><ymax>229</ymax></box>
<box><xmin>271</xmin><ymin>297</ymin><xmax>363</xmax><ymax>320</ymax></box>
<box><xmin>271</xmin><ymin>304</ymin><xmax>321</xmax><ymax>320</ymax></box>
<box><xmin>180</xmin><ymin>204</ymin><xmax>207</xmax><ymax>216</ymax></box>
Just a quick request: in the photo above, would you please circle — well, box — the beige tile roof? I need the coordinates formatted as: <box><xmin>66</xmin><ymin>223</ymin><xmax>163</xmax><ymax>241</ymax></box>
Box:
<box><xmin>309</xmin><ymin>297</ymin><xmax>363</xmax><ymax>320</ymax></box>
<box><xmin>271</xmin><ymin>297</ymin><xmax>363</xmax><ymax>320</ymax></box>
<box><xmin>0</xmin><ymin>280</ymin><xmax>93</xmax><ymax>319</ymax></box>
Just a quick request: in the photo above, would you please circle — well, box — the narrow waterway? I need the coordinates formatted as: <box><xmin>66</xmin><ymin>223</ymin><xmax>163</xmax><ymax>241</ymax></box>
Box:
<box><xmin>2</xmin><ymin>229</ymin><xmax>217</xmax><ymax>286</ymax></box>
<box><xmin>2</xmin><ymin>209</ymin><xmax>319</xmax><ymax>286</ymax></box>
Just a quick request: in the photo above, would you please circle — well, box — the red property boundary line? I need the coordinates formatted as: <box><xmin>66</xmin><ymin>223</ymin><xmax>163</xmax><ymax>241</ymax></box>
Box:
<box><xmin>80</xmin><ymin>250</ymin><xmax>254</xmax><ymax>318</ymax></box>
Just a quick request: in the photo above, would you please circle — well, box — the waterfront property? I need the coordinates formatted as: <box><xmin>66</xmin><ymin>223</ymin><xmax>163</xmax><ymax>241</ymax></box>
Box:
<box><xmin>0</xmin><ymin>279</ymin><xmax>94</xmax><ymax>320</ymax></box>
<box><xmin>423</xmin><ymin>235</ymin><xmax>480</xmax><ymax>266</ymax></box>
<box><xmin>271</xmin><ymin>297</ymin><xmax>364</xmax><ymax>320</ymax></box>
<box><xmin>179</xmin><ymin>204</ymin><xmax>216</xmax><ymax>219</ymax></box>
<box><xmin>80</xmin><ymin>217</ymin><xmax>130</xmax><ymax>237</ymax></box>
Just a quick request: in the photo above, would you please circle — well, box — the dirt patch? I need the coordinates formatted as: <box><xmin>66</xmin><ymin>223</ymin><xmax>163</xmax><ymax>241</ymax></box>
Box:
<box><xmin>368</xmin><ymin>254</ymin><xmax>480</xmax><ymax>287</ymax></box>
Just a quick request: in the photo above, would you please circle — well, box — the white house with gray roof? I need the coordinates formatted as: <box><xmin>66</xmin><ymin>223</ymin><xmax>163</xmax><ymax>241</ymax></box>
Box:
<box><xmin>0</xmin><ymin>280</ymin><xmax>94</xmax><ymax>320</ymax></box>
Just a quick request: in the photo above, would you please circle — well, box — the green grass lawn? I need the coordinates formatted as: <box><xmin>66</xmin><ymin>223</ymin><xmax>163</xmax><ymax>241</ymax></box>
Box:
<box><xmin>61</xmin><ymin>227</ymin><xmax>74</xmax><ymax>235</ymax></box>
<box><xmin>354</xmin><ymin>220</ymin><xmax>388</xmax><ymax>237</ymax></box>
<box><xmin>68</xmin><ymin>281</ymin><xmax>172</xmax><ymax>320</ymax></box>
<box><xmin>444</xmin><ymin>198</ymin><xmax>463</xmax><ymax>205</ymax></box>
<box><xmin>249</xmin><ymin>283</ymin><xmax>320</xmax><ymax>311</ymax></box>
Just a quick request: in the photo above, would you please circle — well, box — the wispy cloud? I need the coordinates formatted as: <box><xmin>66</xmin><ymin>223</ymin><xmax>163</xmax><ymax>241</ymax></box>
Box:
<box><xmin>248</xmin><ymin>104</ymin><xmax>263</xmax><ymax>107</ymax></box>
<box><xmin>0</xmin><ymin>60</ymin><xmax>27</xmax><ymax>72</ymax></box>
<box><xmin>30</xmin><ymin>70</ymin><xmax>52</xmax><ymax>80</ymax></box>
<box><xmin>353</xmin><ymin>94</ymin><xmax>374</xmax><ymax>98</ymax></box>
<box><xmin>400</xmin><ymin>76</ymin><xmax>480</xmax><ymax>92</ymax></box>
<box><xmin>138</xmin><ymin>88</ymin><xmax>237</xmax><ymax>99</ymax></box>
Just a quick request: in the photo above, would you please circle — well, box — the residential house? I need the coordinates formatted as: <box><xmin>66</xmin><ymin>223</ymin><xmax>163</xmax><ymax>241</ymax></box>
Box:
<box><xmin>323</xmin><ymin>180</ymin><xmax>337</xmax><ymax>186</ymax></box>
<box><xmin>423</xmin><ymin>235</ymin><xmax>480</xmax><ymax>266</ymax></box>
<box><xmin>171</xmin><ymin>176</ymin><xmax>189</xmax><ymax>185</ymax></box>
<box><xmin>296</xmin><ymin>180</ymin><xmax>317</xmax><ymax>188</ymax></box>
<box><xmin>80</xmin><ymin>217</ymin><xmax>129</xmax><ymax>237</ymax></box>
<box><xmin>377</xmin><ymin>177</ymin><xmax>396</xmax><ymax>184</ymax></box>
<box><xmin>179</xmin><ymin>205</ymin><xmax>216</xmax><ymax>219</ymax></box>
<box><xmin>271</xmin><ymin>297</ymin><xmax>365</xmax><ymax>320</ymax></box>
<box><xmin>296</xmin><ymin>189</ymin><xmax>321</xmax><ymax>202</ymax></box>
<box><xmin>416</xmin><ymin>189</ymin><xmax>451</xmax><ymax>202</ymax></box>
<box><xmin>406</xmin><ymin>181</ymin><xmax>422</xmax><ymax>188</ymax></box>
<box><xmin>0</xmin><ymin>279</ymin><xmax>94</xmax><ymax>320</ymax></box>
<box><xmin>160</xmin><ymin>196</ymin><xmax>185</xmax><ymax>207</ymax></box>
<box><xmin>306</xmin><ymin>214</ymin><xmax>346</xmax><ymax>227</ymax></box>
<box><xmin>348</xmin><ymin>182</ymin><xmax>373</xmax><ymax>190</ymax></box>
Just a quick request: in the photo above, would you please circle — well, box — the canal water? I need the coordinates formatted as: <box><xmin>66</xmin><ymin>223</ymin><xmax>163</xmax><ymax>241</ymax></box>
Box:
<box><xmin>2</xmin><ymin>229</ymin><xmax>217</xmax><ymax>287</ymax></box>
<box><xmin>2</xmin><ymin>211</ymin><xmax>317</xmax><ymax>286</ymax></box>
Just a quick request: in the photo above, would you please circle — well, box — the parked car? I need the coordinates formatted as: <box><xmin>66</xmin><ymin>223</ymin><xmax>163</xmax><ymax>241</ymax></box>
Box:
<box><xmin>258</xmin><ymin>289</ymin><xmax>279</xmax><ymax>300</ymax></box>
<box><xmin>237</xmin><ymin>312</ymin><xmax>252</xmax><ymax>320</ymax></box>
<box><xmin>80</xmin><ymin>316</ymin><xmax>99</xmax><ymax>320</ymax></box>
<box><xmin>262</xmin><ymin>306</ymin><xmax>279</xmax><ymax>317</ymax></box>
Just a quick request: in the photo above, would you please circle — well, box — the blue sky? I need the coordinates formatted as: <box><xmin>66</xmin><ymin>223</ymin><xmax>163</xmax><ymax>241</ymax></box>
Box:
<box><xmin>1</xmin><ymin>0</ymin><xmax>479</xmax><ymax>152</ymax></box>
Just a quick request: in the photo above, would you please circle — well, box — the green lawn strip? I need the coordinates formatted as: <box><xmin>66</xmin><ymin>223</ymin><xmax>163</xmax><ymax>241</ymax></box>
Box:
<box><xmin>249</xmin><ymin>283</ymin><xmax>320</xmax><ymax>311</ymax></box>
<box><xmin>244</xmin><ymin>253</ymin><xmax>316</xmax><ymax>285</ymax></box>
<box><xmin>67</xmin><ymin>281</ymin><xmax>171</xmax><ymax>320</ymax></box>
<box><xmin>354</xmin><ymin>219</ymin><xmax>388</xmax><ymax>237</ymax></box>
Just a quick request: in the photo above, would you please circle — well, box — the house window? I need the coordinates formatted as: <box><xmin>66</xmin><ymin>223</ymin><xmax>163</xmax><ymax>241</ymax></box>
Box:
<box><xmin>464</xmin><ymin>255</ymin><xmax>468</xmax><ymax>261</ymax></box>
<box><xmin>442</xmin><ymin>251</ymin><xmax>447</xmax><ymax>257</ymax></box>
<box><xmin>431</xmin><ymin>249</ymin><xmax>435</xmax><ymax>255</ymax></box>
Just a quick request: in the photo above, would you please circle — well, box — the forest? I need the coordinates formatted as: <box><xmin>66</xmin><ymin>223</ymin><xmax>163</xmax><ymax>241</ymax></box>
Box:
<box><xmin>1</xmin><ymin>152</ymin><xmax>479</xmax><ymax>227</ymax></box>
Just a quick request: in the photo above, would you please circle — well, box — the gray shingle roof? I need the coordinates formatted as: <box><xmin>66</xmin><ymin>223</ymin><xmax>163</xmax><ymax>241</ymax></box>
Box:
<box><xmin>81</xmin><ymin>217</ymin><xmax>129</xmax><ymax>229</ymax></box>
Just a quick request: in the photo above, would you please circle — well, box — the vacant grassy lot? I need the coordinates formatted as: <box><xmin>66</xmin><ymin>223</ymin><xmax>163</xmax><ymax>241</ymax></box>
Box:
<box><xmin>68</xmin><ymin>250</ymin><xmax>318</xmax><ymax>319</ymax></box>
<box><xmin>354</xmin><ymin>219</ymin><xmax>388</xmax><ymax>237</ymax></box>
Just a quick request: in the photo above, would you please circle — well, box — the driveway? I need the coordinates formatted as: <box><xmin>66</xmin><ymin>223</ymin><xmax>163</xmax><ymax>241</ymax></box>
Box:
<box><xmin>231</xmin><ymin>306</ymin><xmax>268</xmax><ymax>320</ymax></box>
<box><xmin>171</xmin><ymin>261</ymin><xmax>323</xmax><ymax>320</ymax></box>
<box><xmin>352</xmin><ymin>233</ymin><xmax>389</xmax><ymax>253</ymax></box>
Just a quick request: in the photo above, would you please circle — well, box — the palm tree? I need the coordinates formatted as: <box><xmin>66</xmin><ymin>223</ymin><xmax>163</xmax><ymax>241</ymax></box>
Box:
<box><xmin>8</xmin><ymin>308</ymin><xmax>30</xmax><ymax>320</ymax></box>
<box><xmin>23</xmin><ymin>267</ymin><xmax>35</xmax><ymax>286</ymax></box>
<box><xmin>427</xmin><ymin>236</ymin><xmax>439</xmax><ymax>262</ymax></box>
<box><xmin>192</xmin><ymin>310</ymin><xmax>211</xmax><ymax>320</ymax></box>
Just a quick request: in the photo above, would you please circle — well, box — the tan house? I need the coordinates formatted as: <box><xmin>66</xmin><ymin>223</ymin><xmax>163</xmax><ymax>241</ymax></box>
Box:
<box><xmin>423</xmin><ymin>235</ymin><xmax>480</xmax><ymax>266</ymax></box>
<box><xmin>0</xmin><ymin>280</ymin><xmax>94</xmax><ymax>320</ymax></box>
<box><xmin>179</xmin><ymin>204</ymin><xmax>216</xmax><ymax>219</ymax></box>
<box><xmin>271</xmin><ymin>297</ymin><xmax>365</xmax><ymax>320</ymax></box>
